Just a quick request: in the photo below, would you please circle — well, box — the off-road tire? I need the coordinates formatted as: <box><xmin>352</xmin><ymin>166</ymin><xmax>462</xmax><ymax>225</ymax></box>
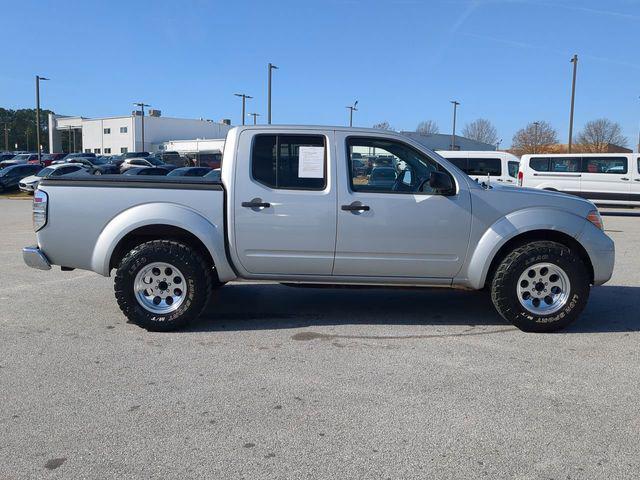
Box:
<box><xmin>114</xmin><ymin>240</ymin><xmax>213</xmax><ymax>331</ymax></box>
<box><xmin>491</xmin><ymin>240</ymin><xmax>590</xmax><ymax>332</ymax></box>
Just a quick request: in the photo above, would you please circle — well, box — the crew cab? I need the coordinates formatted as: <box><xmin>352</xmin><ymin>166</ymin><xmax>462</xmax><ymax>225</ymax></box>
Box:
<box><xmin>23</xmin><ymin>126</ymin><xmax>615</xmax><ymax>333</ymax></box>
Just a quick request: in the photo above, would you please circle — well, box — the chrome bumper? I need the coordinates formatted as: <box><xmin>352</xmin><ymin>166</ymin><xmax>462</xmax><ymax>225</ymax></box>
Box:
<box><xmin>22</xmin><ymin>246</ymin><xmax>51</xmax><ymax>271</ymax></box>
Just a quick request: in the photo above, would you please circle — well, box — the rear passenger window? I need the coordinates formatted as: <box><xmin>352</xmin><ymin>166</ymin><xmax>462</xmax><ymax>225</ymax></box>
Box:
<box><xmin>550</xmin><ymin>157</ymin><xmax>580</xmax><ymax>172</ymax></box>
<box><xmin>508</xmin><ymin>161</ymin><xmax>519</xmax><ymax>178</ymax></box>
<box><xmin>581</xmin><ymin>157</ymin><xmax>627</xmax><ymax>174</ymax></box>
<box><xmin>251</xmin><ymin>135</ymin><xmax>326</xmax><ymax>190</ymax></box>
<box><xmin>529</xmin><ymin>157</ymin><xmax>549</xmax><ymax>171</ymax></box>
<box><xmin>467</xmin><ymin>158</ymin><xmax>501</xmax><ymax>176</ymax></box>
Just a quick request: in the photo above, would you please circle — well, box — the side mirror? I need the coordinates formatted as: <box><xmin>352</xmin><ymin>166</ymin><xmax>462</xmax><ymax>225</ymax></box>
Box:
<box><xmin>426</xmin><ymin>171</ymin><xmax>454</xmax><ymax>195</ymax></box>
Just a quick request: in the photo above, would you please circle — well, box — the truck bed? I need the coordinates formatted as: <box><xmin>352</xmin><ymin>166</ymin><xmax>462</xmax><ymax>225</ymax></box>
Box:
<box><xmin>37</xmin><ymin>175</ymin><xmax>226</xmax><ymax>275</ymax></box>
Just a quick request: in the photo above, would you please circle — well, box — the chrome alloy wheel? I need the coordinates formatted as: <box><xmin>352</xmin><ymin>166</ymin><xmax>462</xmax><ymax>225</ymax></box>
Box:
<box><xmin>134</xmin><ymin>262</ymin><xmax>187</xmax><ymax>314</ymax></box>
<box><xmin>516</xmin><ymin>262</ymin><xmax>571</xmax><ymax>315</ymax></box>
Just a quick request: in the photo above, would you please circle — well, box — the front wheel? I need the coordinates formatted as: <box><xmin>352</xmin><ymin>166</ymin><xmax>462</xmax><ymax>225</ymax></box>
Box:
<box><xmin>114</xmin><ymin>240</ymin><xmax>213</xmax><ymax>331</ymax></box>
<box><xmin>491</xmin><ymin>240</ymin><xmax>590</xmax><ymax>332</ymax></box>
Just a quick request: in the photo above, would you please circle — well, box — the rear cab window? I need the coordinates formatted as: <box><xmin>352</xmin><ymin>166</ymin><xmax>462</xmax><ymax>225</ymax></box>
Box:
<box><xmin>251</xmin><ymin>134</ymin><xmax>326</xmax><ymax>190</ymax></box>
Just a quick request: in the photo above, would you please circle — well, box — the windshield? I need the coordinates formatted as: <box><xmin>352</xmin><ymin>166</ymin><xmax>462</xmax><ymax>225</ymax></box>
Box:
<box><xmin>146</xmin><ymin>157</ymin><xmax>163</xmax><ymax>166</ymax></box>
<box><xmin>12</xmin><ymin>154</ymin><xmax>30</xmax><ymax>161</ymax></box>
<box><xmin>37</xmin><ymin>167</ymin><xmax>54</xmax><ymax>177</ymax></box>
<box><xmin>91</xmin><ymin>157</ymin><xmax>107</xmax><ymax>165</ymax></box>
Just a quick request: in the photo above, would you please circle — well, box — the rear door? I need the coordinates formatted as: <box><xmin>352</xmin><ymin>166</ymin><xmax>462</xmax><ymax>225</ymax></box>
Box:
<box><xmin>334</xmin><ymin>133</ymin><xmax>472</xmax><ymax>279</ymax></box>
<box><xmin>580</xmin><ymin>156</ymin><xmax>630</xmax><ymax>203</ymax></box>
<box><xmin>233</xmin><ymin>129</ymin><xmax>337</xmax><ymax>275</ymax></box>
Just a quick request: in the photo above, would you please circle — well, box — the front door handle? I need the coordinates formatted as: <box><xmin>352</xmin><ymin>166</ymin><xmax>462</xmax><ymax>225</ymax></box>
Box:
<box><xmin>621</xmin><ymin>177</ymin><xmax>630</xmax><ymax>181</ymax></box>
<box><xmin>341</xmin><ymin>202</ymin><xmax>370</xmax><ymax>212</ymax></box>
<box><xmin>242</xmin><ymin>198</ymin><xmax>271</xmax><ymax>209</ymax></box>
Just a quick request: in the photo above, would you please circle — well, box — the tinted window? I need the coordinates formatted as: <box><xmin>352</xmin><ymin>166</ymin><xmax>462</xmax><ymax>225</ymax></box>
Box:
<box><xmin>529</xmin><ymin>157</ymin><xmax>549</xmax><ymax>171</ymax></box>
<box><xmin>550</xmin><ymin>157</ymin><xmax>580</xmax><ymax>172</ymax></box>
<box><xmin>447</xmin><ymin>158</ymin><xmax>467</xmax><ymax>170</ymax></box>
<box><xmin>347</xmin><ymin>137</ymin><xmax>445</xmax><ymax>194</ymax></box>
<box><xmin>581</xmin><ymin>157</ymin><xmax>627</xmax><ymax>174</ymax></box>
<box><xmin>508</xmin><ymin>161</ymin><xmax>519</xmax><ymax>178</ymax></box>
<box><xmin>467</xmin><ymin>158</ymin><xmax>501</xmax><ymax>176</ymax></box>
<box><xmin>251</xmin><ymin>135</ymin><xmax>326</xmax><ymax>190</ymax></box>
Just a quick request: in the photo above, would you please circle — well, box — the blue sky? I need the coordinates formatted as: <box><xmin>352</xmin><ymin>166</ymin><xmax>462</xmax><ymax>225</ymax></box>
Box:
<box><xmin>2</xmin><ymin>0</ymin><xmax>639</xmax><ymax>148</ymax></box>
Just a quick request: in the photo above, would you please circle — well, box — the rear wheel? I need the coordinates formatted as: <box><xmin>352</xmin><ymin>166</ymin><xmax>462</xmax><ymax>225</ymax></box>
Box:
<box><xmin>114</xmin><ymin>240</ymin><xmax>213</xmax><ymax>331</ymax></box>
<box><xmin>491</xmin><ymin>241</ymin><xmax>590</xmax><ymax>332</ymax></box>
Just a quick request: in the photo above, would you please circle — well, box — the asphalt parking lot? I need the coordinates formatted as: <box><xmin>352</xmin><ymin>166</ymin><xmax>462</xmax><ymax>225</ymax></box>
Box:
<box><xmin>1</xmin><ymin>198</ymin><xmax>639</xmax><ymax>479</ymax></box>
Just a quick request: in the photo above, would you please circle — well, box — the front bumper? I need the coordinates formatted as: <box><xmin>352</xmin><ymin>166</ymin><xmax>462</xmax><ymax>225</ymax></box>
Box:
<box><xmin>578</xmin><ymin>223</ymin><xmax>615</xmax><ymax>286</ymax></box>
<box><xmin>22</xmin><ymin>246</ymin><xmax>51</xmax><ymax>271</ymax></box>
<box><xmin>19</xmin><ymin>182</ymin><xmax>36</xmax><ymax>192</ymax></box>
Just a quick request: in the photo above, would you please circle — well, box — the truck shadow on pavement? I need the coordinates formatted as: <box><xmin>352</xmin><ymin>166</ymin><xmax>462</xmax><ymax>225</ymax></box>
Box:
<box><xmin>187</xmin><ymin>284</ymin><xmax>640</xmax><ymax>334</ymax></box>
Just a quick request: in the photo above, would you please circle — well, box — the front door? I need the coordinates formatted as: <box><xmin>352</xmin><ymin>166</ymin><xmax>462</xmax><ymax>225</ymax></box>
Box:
<box><xmin>334</xmin><ymin>133</ymin><xmax>472</xmax><ymax>279</ymax></box>
<box><xmin>233</xmin><ymin>129</ymin><xmax>337</xmax><ymax>275</ymax></box>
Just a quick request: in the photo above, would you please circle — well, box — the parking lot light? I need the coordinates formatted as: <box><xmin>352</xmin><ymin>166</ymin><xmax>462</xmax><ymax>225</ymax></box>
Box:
<box><xmin>35</xmin><ymin>75</ymin><xmax>49</xmax><ymax>162</ymax></box>
<box><xmin>235</xmin><ymin>94</ymin><xmax>253</xmax><ymax>126</ymax></box>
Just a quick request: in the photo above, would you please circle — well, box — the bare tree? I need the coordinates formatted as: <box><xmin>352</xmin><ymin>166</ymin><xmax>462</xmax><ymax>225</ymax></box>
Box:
<box><xmin>462</xmin><ymin>118</ymin><xmax>498</xmax><ymax>145</ymax></box>
<box><xmin>372</xmin><ymin>121</ymin><xmax>393</xmax><ymax>130</ymax></box>
<box><xmin>416</xmin><ymin>120</ymin><xmax>439</xmax><ymax>135</ymax></box>
<box><xmin>576</xmin><ymin>118</ymin><xmax>628</xmax><ymax>152</ymax></box>
<box><xmin>511</xmin><ymin>121</ymin><xmax>559</xmax><ymax>155</ymax></box>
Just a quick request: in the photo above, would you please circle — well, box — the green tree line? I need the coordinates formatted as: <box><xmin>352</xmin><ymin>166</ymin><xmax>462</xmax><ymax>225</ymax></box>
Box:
<box><xmin>0</xmin><ymin>107</ymin><xmax>66</xmax><ymax>153</ymax></box>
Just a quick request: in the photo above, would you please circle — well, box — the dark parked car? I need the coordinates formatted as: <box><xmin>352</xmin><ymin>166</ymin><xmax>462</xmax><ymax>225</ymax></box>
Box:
<box><xmin>52</xmin><ymin>152</ymin><xmax>96</xmax><ymax>165</ymax></box>
<box><xmin>66</xmin><ymin>156</ymin><xmax>119</xmax><ymax>175</ymax></box>
<box><xmin>148</xmin><ymin>151</ymin><xmax>184</xmax><ymax>166</ymax></box>
<box><xmin>166</xmin><ymin>167</ymin><xmax>212</xmax><ymax>177</ymax></box>
<box><xmin>0</xmin><ymin>153</ymin><xmax>38</xmax><ymax>169</ymax></box>
<box><xmin>122</xmin><ymin>167</ymin><xmax>170</xmax><ymax>176</ymax></box>
<box><xmin>0</xmin><ymin>164</ymin><xmax>42</xmax><ymax>192</ymax></box>
<box><xmin>184</xmin><ymin>151</ymin><xmax>222</xmax><ymax>169</ymax></box>
<box><xmin>0</xmin><ymin>153</ymin><xmax>15</xmax><ymax>162</ymax></box>
<box><xmin>122</xmin><ymin>151</ymin><xmax>150</xmax><ymax>159</ymax></box>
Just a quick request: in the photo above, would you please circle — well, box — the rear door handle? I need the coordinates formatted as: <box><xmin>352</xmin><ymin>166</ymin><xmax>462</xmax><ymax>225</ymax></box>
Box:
<box><xmin>242</xmin><ymin>199</ymin><xmax>271</xmax><ymax>209</ymax></box>
<box><xmin>621</xmin><ymin>177</ymin><xmax>630</xmax><ymax>181</ymax></box>
<box><xmin>634</xmin><ymin>179</ymin><xmax>640</xmax><ymax>182</ymax></box>
<box><xmin>341</xmin><ymin>203</ymin><xmax>370</xmax><ymax>212</ymax></box>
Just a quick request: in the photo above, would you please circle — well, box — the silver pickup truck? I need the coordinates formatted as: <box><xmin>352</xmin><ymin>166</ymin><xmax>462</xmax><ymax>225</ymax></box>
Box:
<box><xmin>23</xmin><ymin>126</ymin><xmax>614</xmax><ymax>332</ymax></box>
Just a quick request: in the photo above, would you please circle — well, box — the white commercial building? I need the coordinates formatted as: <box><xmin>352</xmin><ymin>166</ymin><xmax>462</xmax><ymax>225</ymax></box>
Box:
<box><xmin>48</xmin><ymin>112</ymin><xmax>231</xmax><ymax>155</ymax></box>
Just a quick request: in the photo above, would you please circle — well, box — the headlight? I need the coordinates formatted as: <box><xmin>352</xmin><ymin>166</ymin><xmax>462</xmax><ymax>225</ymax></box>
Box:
<box><xmin>586</xmin><ymin>209</ymin><xmax>604</xmax><ymax>231</ymax></box>
<box><xmin>33</xmin><ymin>189</ymin><xmax>48</xmax><ymax>231</ymax></box>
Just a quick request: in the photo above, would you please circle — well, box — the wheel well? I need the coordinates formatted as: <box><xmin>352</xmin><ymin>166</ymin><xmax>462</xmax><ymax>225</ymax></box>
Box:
<box><xmin>484</xmin><ymin>229</ymin><xmax>594</xmax><ymax>288</ymax></box>
<box><xmin>109</xmin><ymin>225</ymin><xmax>215</xmax><ymax>274</ymax></box>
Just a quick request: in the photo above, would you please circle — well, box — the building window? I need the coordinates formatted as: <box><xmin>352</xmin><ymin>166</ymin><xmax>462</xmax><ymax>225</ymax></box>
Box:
<box><xmin>94</xmin><ymin>148</ymin><xmax>101</xmax><ymax>154</ymax></box>
<box><xmin>104</xmin><ymin>128</ymin><xmax>111</xmax><ymax>134</ymax></box>
<box><xmin>120</xmin><ymin>127</ymin><xmax>128</xmax><ymax>134</ymax></box>
<box><xmin>84</xmin><ymin>149</ymin><xmax>91</xmax><ymax>153</ymax></box>
<box><xmin>121</xmin><ymin>147</ymin><xmax>128</xmax><ymax>153</ymax></box>
<box><xmin>104</xmin><ymin>148</ymin><xmax>111</xmax><ymax>154</ymax></box>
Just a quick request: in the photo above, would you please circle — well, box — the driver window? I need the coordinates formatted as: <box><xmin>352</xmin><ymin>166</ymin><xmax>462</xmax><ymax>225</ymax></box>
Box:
<box><xmin>347</xmin><ymin>137</ymin><xmax>443</xmax><ymax>194</ymax></box>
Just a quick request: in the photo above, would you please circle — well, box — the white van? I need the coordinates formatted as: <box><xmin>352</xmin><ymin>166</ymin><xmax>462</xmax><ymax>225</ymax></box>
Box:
<box><xmin>437</xmin><ymin>150</ymin><xmax>520</xmax><ymax>185</ymax></box>
<box><xmin>519</xmin><ymin>153</ymin><xmax>640</xmax><ymax>206</ymax></box>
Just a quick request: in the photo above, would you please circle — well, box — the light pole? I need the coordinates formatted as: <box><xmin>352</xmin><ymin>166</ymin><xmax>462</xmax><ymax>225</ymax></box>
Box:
<box><xmin>533</xmin><ymin>121</ymin><xmax>540</xmax><ymax>154</ymax></box>
<box><xmin>234</xmin><ymin>93</ymin><xmax>253</xmax><ymax>126</ymax></box>
<box><xmin>267</xmin><ymin>63</ymin><xmax>278</xmax><ymax>125</ymax></box>
<box><xmin>637</xmin><ymin>96</ymin><xmax>640</xmax><ymax>153</ymax></box>
<box><xmin>496</xmin><ymin>139</ymin><xmax>502</xmax><ymax>150</ymax></box>
<box><xmin>133</xmin><ymin>102</ymin><xmax>150</xmax><ymax>152</ymax></box>
<box><xmin>568</xmin><ymin>54</ymin><xmax>578</xmax><ymax>153</ymax></box>
<box><xmin>346</xmin><ymin>100</ymin><xmax>358</xmax><ymax>127</ymax></box>
<box><xmin>35</xmin><ymin>75</ymin><xmax>49</xmax><ymax>161</ymax></box>
<box><xmin>67</xmin><ymin>126</ymin><xmax>72</xmax><ymax>153</ymax></box>
<box><xmin>450</xmin><ymin>100</ymin><xmax>460</xmax><ymax>150</ymax></box>
<box><xmin>248</xmin><ymin>112</ymin><xmax>261</xmax><ymax>125</ymax></box>
<box><xmin>1</xmin><ymin>122</ymin><xmax>9</xmax><ymax>151</ymax></box>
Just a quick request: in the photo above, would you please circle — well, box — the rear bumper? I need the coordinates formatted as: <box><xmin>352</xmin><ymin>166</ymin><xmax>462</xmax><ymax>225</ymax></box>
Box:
<box><xmin>22</xmin><ymin>246</ymin><xmax>51</xmax><ymax>271</ymax></box>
